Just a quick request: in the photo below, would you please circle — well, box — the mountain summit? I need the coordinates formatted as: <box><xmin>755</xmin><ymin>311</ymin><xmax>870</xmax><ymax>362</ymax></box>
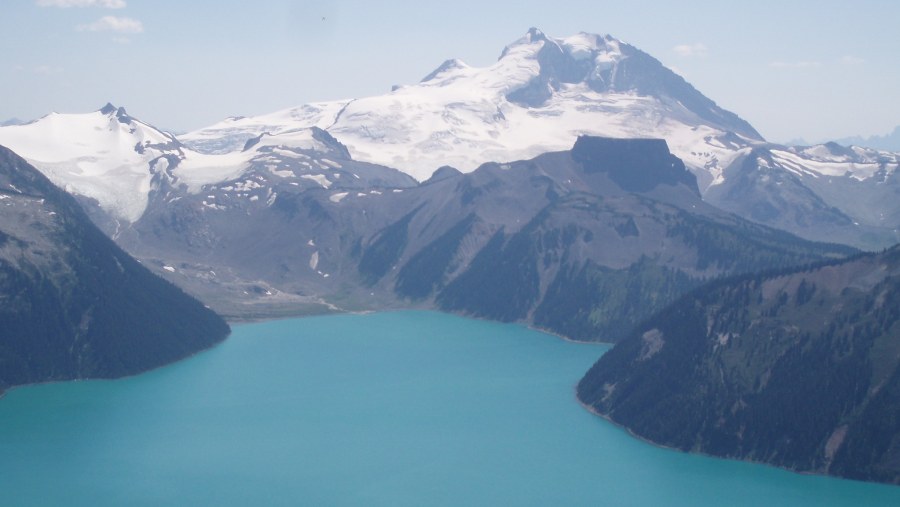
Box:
<box><xmin>495</xmin><ymin>28</ymin><xmax>760</xmax><ymax>139</ymax></box>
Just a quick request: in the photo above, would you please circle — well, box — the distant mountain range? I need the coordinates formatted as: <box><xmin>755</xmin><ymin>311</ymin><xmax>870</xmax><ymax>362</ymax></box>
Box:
<box><xmin>578</xmin><ymin>245</ymin><xmax>900</xmax><ymax>484</ymax></box>
<box><xmin>1</xmin><ymin>29</ymin><xmax>897</xmax><ymax>249</ymax></box>
<box><xmin>0</xmin><ymin>146</ymin><xmax>229</xmax><ymax>394</ymax></box>
<box><xmin>834</xmin><ymin>125</ymin><xmax>900</xmax><ymax>152</ymax></box>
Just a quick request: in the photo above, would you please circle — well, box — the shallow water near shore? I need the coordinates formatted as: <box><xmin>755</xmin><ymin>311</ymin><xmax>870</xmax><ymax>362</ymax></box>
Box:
<box><xmin>0</xmin><ymin>311</ymin><xmax>897</xmax><ymax>506</ymax></box>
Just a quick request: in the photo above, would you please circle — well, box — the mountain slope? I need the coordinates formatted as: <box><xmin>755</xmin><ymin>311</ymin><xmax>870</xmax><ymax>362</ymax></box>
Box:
<box><xmin>121</xmin><ymin>135</ymin><xmax>854</xmax><ymax>340</ymax></box>
<box><xmin>402</xmin><ymin>137</ymin><xmax>854</xmax><ymax>341</ymax></box>
<box><xmin>577</xmin><ymin>245</ymin><xmax>900</xmax><ymax>484</ymax></box>
<box><xmin>705</xmin><ymin>144</ymin><xmax>900</xmax><ymax>249</ymax></box>
<box><xmin>0</xmin><ymin>145</ymin><xmax>230</xmax><ymax>393</ymax></box>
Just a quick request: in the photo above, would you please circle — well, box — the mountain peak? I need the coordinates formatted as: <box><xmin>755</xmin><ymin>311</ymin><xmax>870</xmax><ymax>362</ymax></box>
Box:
<box><xmin>420</xmin><ymin>58</ymin><xmax>469</xmax><ymax>83</ymax></box>
<box><xmin>526</xmin><ymin>26</ymin><xmax>547</xmax><ymax>41</ymax></box>
<box><xmin>499</xmin><ymin>27</ymin><xmax>552</xmax><ymax>60</ymax></box>
<box><xmin>493</xmin><ymin>30</ymin><xmax>761</xmax><ymax>140</ymax></box>
<box><xmin>500</xmin><ymin>28</ymin><xmax>616</xmax><ymax>62</ymax></box>
<box><xmin>98</xmin><ymin>102</ymin><xmax>133</xmax><ymax>124</ymax></box>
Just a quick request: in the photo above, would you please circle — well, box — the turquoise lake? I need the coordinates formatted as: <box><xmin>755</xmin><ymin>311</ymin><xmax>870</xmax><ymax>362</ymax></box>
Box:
<box><xmin>1</xmin><ymin>311</ymin><xmax>898</xmax><ymax>505</ymax></box>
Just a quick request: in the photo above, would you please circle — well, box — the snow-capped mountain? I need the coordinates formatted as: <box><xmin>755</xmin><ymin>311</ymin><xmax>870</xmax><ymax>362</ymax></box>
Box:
<box><xmin>183</xmin><ymin>28</ymin><xmax>760</xmax><ymax>183</ymax></box>
<box><xmin>705</xmin><ymin>142</ymin><xmax>900</xmax><ymax>248</ymax></box>
<box><xmin>0</xmin><ymin>104</ymin><xmax>182</xmax><ymax>223</ymax></box>
<box><xmin>0</xmin><ymin>104</ymin><xmax>414</xmax><ymax>227</ymax></box>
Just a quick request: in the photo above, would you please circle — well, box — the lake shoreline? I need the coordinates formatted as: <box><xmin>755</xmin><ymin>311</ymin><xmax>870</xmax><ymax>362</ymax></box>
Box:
<box><xmin>222</xmin><ymin>300</ymin><xmax>618</xmax><ymax>346</ymax></box>
<box><xmin>0</xmin><ymin>329</ymin><xmax>231</xmax><ymax>402</ymax></box>
<box><xmin>574</xmin><ymin>392</ymin><xmax>899</xmax><ymax>489</ymax></box>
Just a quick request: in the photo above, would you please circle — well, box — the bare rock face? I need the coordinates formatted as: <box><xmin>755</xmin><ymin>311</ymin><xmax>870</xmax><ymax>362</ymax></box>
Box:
<box><xmin>571</xmin><ymin>136</ymin><xmax>699</xmax><ymax>194</ymax></box>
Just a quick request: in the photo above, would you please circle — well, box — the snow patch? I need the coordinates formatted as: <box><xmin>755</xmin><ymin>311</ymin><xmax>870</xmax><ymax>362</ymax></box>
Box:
<box><xmin>300</xmin><ymin>174</ymin><xmax>331</xmax><ymax>188</ymax></box>
<box><xmin>269</xmin><ymin>167</ymin><xmax>294</xmax><ymax>178</ymax></box>
<box><xmin>772</xmin><ymin>149</ymin><xmax>887</xmax><ymax>181</ymax></box>
<box><xmin>329</xmin><ymin>192</ymin><xmax>348</xmax><ymax>203</ymax></box>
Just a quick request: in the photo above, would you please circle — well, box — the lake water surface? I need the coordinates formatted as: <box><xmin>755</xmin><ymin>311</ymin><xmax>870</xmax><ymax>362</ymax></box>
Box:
<box><xmin>1</xmin><ymin>311</ymin><xmax>898</xmax><ymax>505</ymax></box>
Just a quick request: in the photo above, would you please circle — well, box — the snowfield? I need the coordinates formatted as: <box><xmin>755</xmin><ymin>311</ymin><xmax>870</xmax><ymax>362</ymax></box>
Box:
<box><xmin>0</xmin><ymin>106</ymin><xmax>171</xmax><ymax>222</ymax></box>
<box><xmin>0</xmin><ymin>107</ymin><xmax>352</xmax><ymax>221</ymax></box>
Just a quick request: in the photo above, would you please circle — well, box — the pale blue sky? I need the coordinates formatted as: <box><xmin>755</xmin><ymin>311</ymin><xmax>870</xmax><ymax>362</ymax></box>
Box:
<box><xmin>2</xmin><ymin>0</ymin><xmax>898</xmax><ymax>143</ymax></box>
